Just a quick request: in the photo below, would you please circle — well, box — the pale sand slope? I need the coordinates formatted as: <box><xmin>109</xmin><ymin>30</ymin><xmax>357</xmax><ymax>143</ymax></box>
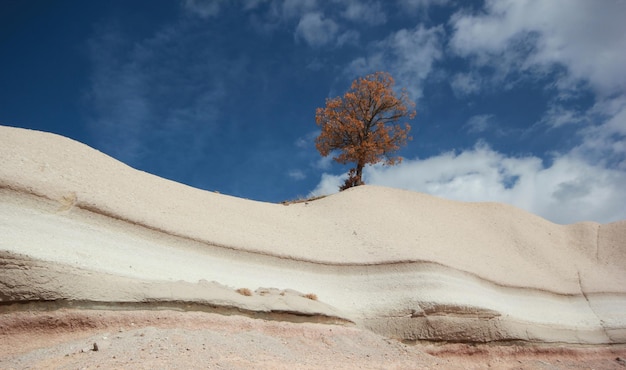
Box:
<box><xmin>1</xmin><ymin>125</ymin><xmax>625</xmax><ymax>343</ymax></box>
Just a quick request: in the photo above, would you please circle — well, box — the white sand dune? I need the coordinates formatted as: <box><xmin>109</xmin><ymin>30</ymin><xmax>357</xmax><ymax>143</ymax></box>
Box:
<box><xmin>1</xmin><ymin>125</ymin><xmax>625</xmax><ymax>343</ymax></box>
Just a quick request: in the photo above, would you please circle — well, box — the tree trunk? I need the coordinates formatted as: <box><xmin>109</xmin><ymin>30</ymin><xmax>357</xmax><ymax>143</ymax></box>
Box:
<box><xmin>340</xmin><ymin>163</ymin><xmax>365</xmax><ymax>191</ymax></box>
<box><xmin>355</xmin><ymin>162</ymin><xmax>364</xmax><ymax>186</ymax></box>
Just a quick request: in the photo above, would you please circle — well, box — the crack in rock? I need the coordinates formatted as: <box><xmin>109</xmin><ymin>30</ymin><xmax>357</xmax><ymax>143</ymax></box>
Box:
<box><xmin>577</xmin><ymin>271</ymin><xmax>611</xmax><ymax>342</ymax></box>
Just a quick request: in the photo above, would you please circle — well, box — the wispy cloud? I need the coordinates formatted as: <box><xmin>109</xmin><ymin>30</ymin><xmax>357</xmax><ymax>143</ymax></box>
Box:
<box><xmin>294</xmin><ymin>130</ymin><xmax>319</xmax><ymax>149</ymax></box>
<box><xmin>441</xmin><ymin>0</ymin><xmax>626</xmax><ymax>221</ymax></box>
<box><xmin>464</xmin><ymin>114</ymin><xmax>494</xmax><ymax>134</ymax></box>
<box><xmin>247</xmin><ymin>0</ymin><xmax>318</xmax><ymax>26</ymax></box>
<box><xmin>340</xmin><ymin>0</ymin><xmax>387</xmax><ymax>25</ymax></box>
<box><xmin>86</xmin><ymin>17</ymin><xmax>245</xmax><ymax>172</ymax></box>
<box><xmin>244</xmin><ymin>0</ymin><xmax>384</xmax><ymax>48</ymax></box>
<box><xmin>450</xmin><ymin>71</ymin><xmax>482</xmax><ymax>97</ymax></box>
<box><xmin>397</xmin><ymin>0</ymin><xmax>449</xmax><ymax>12</ymax></box>
<box><xmin>570</xmin><ymin>96</ymin><xmax>626</xmax><ymax>167</ymax></box>
<box><xmin>86</xmin><ymin>22</ymin><xmax>151</xmax><ymax>162</ymax></box>
<box><xmin>281</xmin><ymin>0</ymin><xmax>319</xmax><ymax>19</ymax></box>
<box><xmin>287</xmin><ymin>169</ymin><xmax>306</xmax><ymax>180</ymax></box>
<box><xmin>183</xmin><ymin>0</ymin><xmax>223</xmax><ymax>18</ymax></box>
<box><xmin>348</xmin><ymin>25</ymin><xmax>444</xmax><ymax>100</ymax></box>
<box><xmin>295</xmin><ymin>12</ymin><xmax>339</xmax><ymax>47</ymax></box>
<box><xmin>449</xmin><ymin>0</ymin><xmax>626</xmax><ymax>96</ymax></box>
<box><xmin>309</xmin><ymin>172</ymin><xmax>346</xmax><ymax>196</ymax></box>
<box><xmin>538</xmin><ymin>104</ymin><xmax>587</xmax><ymax>129</ymax></box>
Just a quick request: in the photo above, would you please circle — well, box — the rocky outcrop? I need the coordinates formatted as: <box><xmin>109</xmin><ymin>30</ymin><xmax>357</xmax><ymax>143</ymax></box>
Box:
<box><xmin>1</xmin><ymin>125</ymin><xmax>625</xmax><ymax>343</ymax></box>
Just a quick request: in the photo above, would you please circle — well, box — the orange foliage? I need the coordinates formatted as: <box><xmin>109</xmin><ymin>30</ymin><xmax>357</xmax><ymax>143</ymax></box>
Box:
<box><xmin>315</xmin><ymin>72</ymin><xmax>416</xmax><ymax>190</ymax></box>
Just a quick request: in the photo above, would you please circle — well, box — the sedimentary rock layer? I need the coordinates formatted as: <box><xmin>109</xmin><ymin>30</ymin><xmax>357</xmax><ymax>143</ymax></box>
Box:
<box><xmin>1</xmin><ymin>125</ymin><xmax>625</xmax><ymax>343</ymax></box>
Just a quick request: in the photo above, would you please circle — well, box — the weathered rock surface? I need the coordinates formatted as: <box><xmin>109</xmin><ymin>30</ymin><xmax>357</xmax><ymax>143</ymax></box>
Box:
<box><xmin>1</xmin><ymin>125</ymin><xmax>625</xmax><ymax>343</ymax></box>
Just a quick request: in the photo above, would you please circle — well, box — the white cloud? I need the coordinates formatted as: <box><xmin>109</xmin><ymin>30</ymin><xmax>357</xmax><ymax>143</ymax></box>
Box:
<box><xmin>309</xmin><ymin>172</ymin><xmax>347</xmax><ymax>197</ymax></box>
<box><xmin>295</xmin><ymin>130</ymin><xmax>319</xmax><ymax>149</ymax></box>
<box><xmin>594</xmin><ymin>97</ymin><xmax>626</xmax><ymax>138</ymax></box>
<box><xmin>282</xmin><ymin>0</ymin><xmax>318</xmax><ymax>19</ymax></box>
<box><xmin>450</xmin><ymin>0</ymin><xmax>626</xmax><ymax>96</ymax></box>
<box><xmin>288</xmin><ymin>169</ymin><xmax>306</xmax><ymax>180</ymax></box>
<box><xmin>570</xmin><ymin>96</ymin><xmax>626</xmax><ymax>165</ymax></box>
<box><xmin>448</xmin><ymin>0</ymin><xmax>626</xmax><ymax>186</ymax></box>
<box><xmin>295</xmin><ymin>12</ymin><xmax>339</xmax><ymax>47</ymax></box>
<box><xmin>450</xmin><ymin>72</ymin><xmax>482</xmax><ymax>97</ymax></box>
<box><xmin>532</xmin><ymin>95</ymin><xmax>626</xmax><ymax>169</ymax></box>
<box><xmin>310</xmin><ymin>143</ymin><xmax>626</xmax><ymax>224</ymax></box>
<box><xmin>538</xmin><ymin>104</ymin><xmax>587</xmax><ymax>129</ymax></box>
<box><xmin>243</xmin><ymin>0</ymin><xmax>270</xmax><ymax>11</ymax></box>
<box><xmin>340</xmin><ymin>0</ymin><xmax>387</xmax><ymax>25</ymax></box>
<box><xmin>314</xmin><ymin>156</ymin><xmax>334</xmax><ymax>170</ymax></box>
<box><xmin>295</xmin><ymin>137</ymin><xmax>309</xmax><ymax>149</ymax></box>
<box><xmin>245</xmin><ymin>0</ymin><xmax>320</xmax><ymax>34</ymax></box>
<box><xmin>183</xmin><ymin>0</ymin><xmax>222</xmax><ymax>18</ymax></box>
<box><xmin>336</xmin><ymin>29</ymin><xmax>360</xmax><ymax>47</ymax></box>
<box><xmin>246</xmin><ymin>0</ymin><xmax>369</xmax><ymax>48</ymax></box>
<box><xmin>465</xmin><ymin>114</ymin><xmax>494</xmax><ymax>133</ymax></box>
<box><xmin>348</xmin><ymin>25</ymin><xmax>444</xmax><ymax>100</ymax></box>
<box><xmin>398</xmin><ymin>0</ymin><xmax>449</xmax><ymax>12</ymax></box>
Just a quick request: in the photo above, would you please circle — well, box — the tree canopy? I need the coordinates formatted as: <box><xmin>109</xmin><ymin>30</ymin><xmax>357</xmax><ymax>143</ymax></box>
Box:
<box><xmin>315</xmin><ymin>71</ymin><xmax>416</xmax><ymax>190</ymax></box>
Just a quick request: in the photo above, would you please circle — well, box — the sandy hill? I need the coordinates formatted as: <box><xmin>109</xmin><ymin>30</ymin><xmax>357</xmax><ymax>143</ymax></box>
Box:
<box><xmin>1</xmin><ymin>125</ymin><xmax>625</xmax><ymax>347</ymax></box>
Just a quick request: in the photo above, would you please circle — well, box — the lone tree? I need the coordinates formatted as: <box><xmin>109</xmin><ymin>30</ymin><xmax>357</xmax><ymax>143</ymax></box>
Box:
<box><xmin>315</xmin><ymin>71</ymin><xmax>416</xmax><ymax>190</ymax></box>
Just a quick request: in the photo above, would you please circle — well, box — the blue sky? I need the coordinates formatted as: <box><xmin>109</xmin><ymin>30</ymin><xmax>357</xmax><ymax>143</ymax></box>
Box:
<box><xmin>2</xmin><ymin>0</ymin><xmax>625</xmax><ymax>224</ymax></box>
